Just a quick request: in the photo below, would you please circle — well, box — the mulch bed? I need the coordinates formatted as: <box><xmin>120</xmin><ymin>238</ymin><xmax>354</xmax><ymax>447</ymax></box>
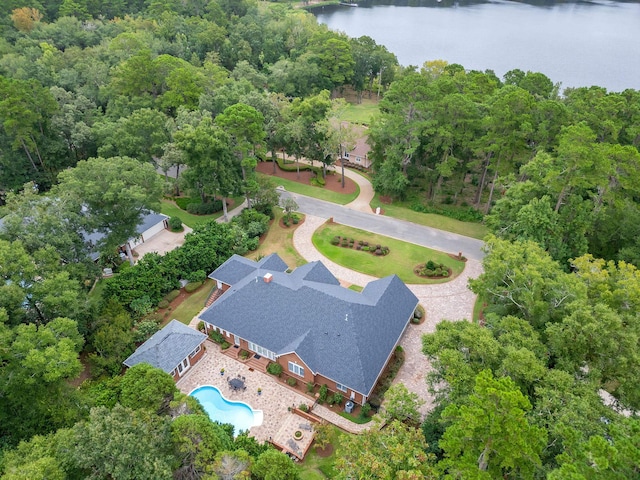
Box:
<box><xmin>279</xmin><ymin>215</ymin><xmax>306</xmax><ymax>228</ymax></box>
<box><xmin>315</xmin><ymin>443</ymin><xmax>334</xmax><ymax>458</ymax></box>
<box><xmin>255</xmin><ymin>161</ymin><xmax>358</xmax><ymax>195</ymax></box>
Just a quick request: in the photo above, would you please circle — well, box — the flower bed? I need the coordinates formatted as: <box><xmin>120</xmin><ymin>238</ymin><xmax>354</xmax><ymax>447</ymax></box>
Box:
<box><xmin>330</xmin><ymin>236</ymin><xmax>390</xmax><ymax>256</ymax></box>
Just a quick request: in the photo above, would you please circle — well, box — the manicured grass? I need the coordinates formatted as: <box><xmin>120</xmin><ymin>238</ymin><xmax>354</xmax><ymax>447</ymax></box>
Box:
<box><xmin>348</xmin><ymin>284</ymin><xmax>363</xmax><ymax>292</ymax></box>
<box><xmin>338</xmin><ymin>411</ymin><xmax>372</xmax><ymax>424</ymax></box>
<box><xmin>313</xmin><ymin>223</ymin><xmax>465</xmax><ymax>284</ymax></box>
<box><xmin>160</xmin><ymin>196</ymin><xmax>246</xmax><ymax>229</ymax></box>
<box><xmin>338</xmin><ymin>98</ymin><xmax>379</xmax><ymax>125</ymax></box>
<box><xmin>473</xmin><ymin>295</ymin><xmax>485</xmax><ymax>323</ymax></box>
<box><xmin>260</xmin><ymin>174</ymin><xmax>359</xmax><ymax>205</ymax></box>
<box><xmin>88</xmin><ymin>278</ymin><xmax>107</xmax><ymax>305</ymax></box>
<box><xmin>251</xmin><ymin>209</ymin><xmax>307</xmax><ymax>269</ymax></box>
<box><xmin>296</xmin><ymin>424</ymin><xmax>346</xmax><ymax>479</ymax></box>
<box><xmin>170</xmin><ymin>279</ymin><xmax>215</xmax><ymax>325</ymax></box>
<box><xmin>160</xmin><ymin>199</ymin><xmax>218</xmax><ymax>229</ymax></box>
<box><xmin>370</xmin><ymin>194</ymin><xmax>489</xmax><ymax>240</ymax></box>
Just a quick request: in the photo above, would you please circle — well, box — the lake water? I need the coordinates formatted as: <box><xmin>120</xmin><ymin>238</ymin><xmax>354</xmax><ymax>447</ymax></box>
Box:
<box><xmin>314</xmin><ymin>0</ymin><xmax>640</xmax><ymax>92</ymax></box>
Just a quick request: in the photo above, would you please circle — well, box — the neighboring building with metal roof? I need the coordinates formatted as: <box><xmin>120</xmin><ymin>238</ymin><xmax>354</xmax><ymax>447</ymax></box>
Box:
<box><xmin>123</xmin><ymin>319</ymin><xmax>207</xmax><ymax>381</ymax></box>
<box><xmin>200</xmin><ymin>254</ymin><xmax>419</xmax><ymax>404</ymax></box>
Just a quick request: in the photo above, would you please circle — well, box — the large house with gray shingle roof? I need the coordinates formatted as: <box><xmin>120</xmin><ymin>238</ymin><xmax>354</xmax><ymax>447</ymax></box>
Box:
<box><xmin>124</xmin><ymin>319</ymin><xmax>207</xmax><ymax>381</ymax></box>
<box><xmin>199</xmin><ymin>254</ymin><xmax>418</xmax><ymax>404</ymax></box>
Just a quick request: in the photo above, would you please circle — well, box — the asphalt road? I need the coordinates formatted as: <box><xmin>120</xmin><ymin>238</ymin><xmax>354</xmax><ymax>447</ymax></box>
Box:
<box><xmin>280</xmin><ymin>190</ymin><xmax>485</xmax><ymax>261</ymax></box>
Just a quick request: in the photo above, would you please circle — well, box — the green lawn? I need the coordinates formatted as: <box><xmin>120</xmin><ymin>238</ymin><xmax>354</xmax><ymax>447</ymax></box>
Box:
<box><xmin>260</xmin><ymin>174</ymin><xmax>360</xmax><ymax>205</ymax></box>
<box><xmin>296</xmin><ymin>425</ymin><xmax>346</xmax><ymax>479</ymax></box>
<box><xmin>313</xmin><ymin>223</ymin><xmax>465</xmax><ymax>284</ymax></box>
<box><xmin>370</xmin><ymin>194</ymin><xmax>489</xmax><ymax>240</ymax></box>
<box><xmin>170</xmin><ymin>279</ymin><xmax>215</xmax><ymax>325</ymax></box>
<box><xmin>338</xmin><ymin>99</ymin><xmax>379</xmax><ymax>125</ymax></box>
<box><xmin>87</xmin><ymin>278</ymin><xmax>108</xmax><ymax>306</ymax></box>
<box><xmin>252</xmin><ymin>209</ymin><xmax>307</xmax><ymax>269</ymax></box>
<box><xmin>160</xmin><ymin>196</ymin><xmax>246</xmax><ymax>229</ymax></box>
<box><xmin>473</xmin><ymin>295</ymin><xmax>485</xmax><ymax>323</ymax></box>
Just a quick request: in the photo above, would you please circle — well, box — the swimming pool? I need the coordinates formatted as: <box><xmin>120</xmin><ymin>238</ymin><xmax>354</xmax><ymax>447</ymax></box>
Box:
<box><xmin>190</xmin><ymin>386</ymin><xmax>263</xmax><ymax>434</ymax></box>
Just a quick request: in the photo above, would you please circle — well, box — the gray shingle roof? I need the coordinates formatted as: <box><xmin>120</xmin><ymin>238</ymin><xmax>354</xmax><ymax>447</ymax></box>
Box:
<box><xmin>208</xmin><ymin>253</ymin><xmax>288</xmax><ymax>285</ymax></box>
<box><xmin>136</xmin><ymin>212</ymin><xmax>169</xmax><ymax>235</ymax></box>
<box><xmin>200</xmin><ymin>255</ymin><xmax>418</xmax><ymax>396</ymax></box>
<box><xmin>123</xmin><ymin>320</ymin><xmax>207</xmax><ymax>373</ymax></box>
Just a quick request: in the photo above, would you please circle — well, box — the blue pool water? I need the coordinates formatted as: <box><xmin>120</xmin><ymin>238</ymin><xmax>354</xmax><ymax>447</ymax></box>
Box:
<box><xmin>190</xmin><ymin>386</ymin><xmax>263</xmax><ymax>434</ymax></box>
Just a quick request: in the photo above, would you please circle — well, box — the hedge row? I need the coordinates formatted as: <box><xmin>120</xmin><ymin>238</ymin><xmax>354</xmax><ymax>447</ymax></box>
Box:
<box><xmin>103</xmin><ymin>209</ymin><xmax>268</xmax><ymax>311</ymax></box>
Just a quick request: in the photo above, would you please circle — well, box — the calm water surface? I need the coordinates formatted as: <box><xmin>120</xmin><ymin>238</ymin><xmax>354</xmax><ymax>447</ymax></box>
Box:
<box><xmin>315</xmin><ymin>0</ymin><xmax>640</xmax><ymax>92</ymax></box>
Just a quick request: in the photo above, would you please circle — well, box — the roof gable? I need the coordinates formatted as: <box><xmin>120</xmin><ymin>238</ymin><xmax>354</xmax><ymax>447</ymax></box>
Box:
<box><xmin>123</xmin><ymin>320</ymin><xmax>207</xmax><ymax>373</ymax></box>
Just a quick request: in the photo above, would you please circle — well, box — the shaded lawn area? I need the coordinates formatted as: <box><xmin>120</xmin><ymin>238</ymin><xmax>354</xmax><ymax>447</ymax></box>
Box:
<box><xmin>338</xmin><ymin>98</ymin><xmax>379</xmax><ymax>125</ymax></box>
<box><xmin>370</xmin><ymin>193</ymin><xmax>489</xmax><ymax>240</ymax></box>
<box><xmin>170</xmin><ymin>279</ymin><xmax>215</xmax><ymax>325</ymax></box>
<box><xmin>260</xmin><ymin>174</ymin><xmax>359</xmax><ymax>205</ymax></box>
<box><xmin>252</xmin><ymin>209</ymin><xmax>307</xmax><ymax>269</ymax></box>
<box><xmin>160</xmin><ymin>196</ymin><xmax>246</xmax><ymax>229</ymax></box>
<box><xmin>313</xmin><ymin>223</ymin><xmax>465</xmax><ymax>284</ymax></box>
<box><xmin>296</xmin><ymin>425</ymin><xmax>347</xmax><ymax>479</ymax></box>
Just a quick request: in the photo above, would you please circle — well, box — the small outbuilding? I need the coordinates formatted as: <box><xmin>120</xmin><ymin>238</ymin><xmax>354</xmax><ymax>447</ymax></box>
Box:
<box><xmin>123</xmin><ymin>319</ymin><xmax>207</xmax><ymax>381</ymax></box>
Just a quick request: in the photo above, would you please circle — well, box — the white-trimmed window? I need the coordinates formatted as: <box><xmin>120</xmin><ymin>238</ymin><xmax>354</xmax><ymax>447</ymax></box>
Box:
<box><xmin>336</xmin><ymin>383</ymin><xmax>347</xmax><ymax>393</ymax></box>
<box><xmin>189</xmin><ymin>345</ymin><xmax>201</xmax><ymax>358</ymax></box>
<box><xmin>344</xmin><ymin>152</ymin><xmax>350</xmax><ymax>158</ymax></box>
<box><xmin>288</xmin><ymin>361</ymin><xmax>304</xmax><ymax>377</ymax></box>
<box><xmin>248</xmin><ymin>342</ymin><xmax>276</xmax><ymax>361</ymax></box>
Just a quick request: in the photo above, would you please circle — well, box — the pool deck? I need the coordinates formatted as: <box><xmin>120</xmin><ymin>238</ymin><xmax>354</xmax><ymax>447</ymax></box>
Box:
<box><xmin>177</xmin><ymin>338</ymin><xmax>370</xmax><ymax>455</ymax></box>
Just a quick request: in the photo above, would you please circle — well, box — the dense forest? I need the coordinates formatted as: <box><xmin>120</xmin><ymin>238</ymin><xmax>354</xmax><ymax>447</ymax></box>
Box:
<box><xmin>0</xmin><ymin>0</ymin><xmax>639</xmax><ymax>478</ymax></box>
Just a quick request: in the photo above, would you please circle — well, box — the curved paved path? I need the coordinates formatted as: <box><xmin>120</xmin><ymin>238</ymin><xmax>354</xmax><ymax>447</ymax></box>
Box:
<box><xmin>293</xmin><ymin>214</ymin><xmax>483</xmax><ymax>416</ymax></box>
<box><xmin>342</xmin><ymin>168</ymin><xmax>375</xmax><ymax>214</ymax></box>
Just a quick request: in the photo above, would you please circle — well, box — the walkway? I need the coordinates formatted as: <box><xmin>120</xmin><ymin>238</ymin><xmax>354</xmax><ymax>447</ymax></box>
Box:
<box><xmin>293</xmin><ymin>214</ymin><xmax>483</xmax><ymax>416</ymax></box>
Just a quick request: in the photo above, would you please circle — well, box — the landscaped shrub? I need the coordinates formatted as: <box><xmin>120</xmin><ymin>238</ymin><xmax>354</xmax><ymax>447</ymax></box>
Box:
<box><xmin>318</xmin><ymin>384</ymin><xmax>328</xmax><ymax>404</ymax></box>
<box><xmin>419</xmin><ymin>260</ymin><xmax>449</xmax><ymax>277</ymax></box>
<box><xmin>220</xmin><ymin>341</ymin><xmax>231</xmax><ymax>350</ymax></box>
<box><xmin>310</xmin><ymin>176</ymin><xmax>325</xmax><ymax>187</ymax></box>
<box><xmin>239</xmin><ymin>349</ymin><xmax>250</xmax><ymax>360</ymax></box>
<box><xmin>209</xmin><ymin>330</ymin><xmax>224</xmax><ymax>344</ymax></box>
<box><xmin>267</xmin><ymin>362</ymin><xmax>283</xmax><ymax>376</ymax></box>
<box><xmin>306</xmin><ymin>382</ymin><xmax>315</xmax><ymax>393</ymax></box>
<box><xmin>168</xmin><ymin>216</ymin><xmax>183</xmax><ymax>231</ymax></box>
<box><xmin>175</xmin><ymin>197</ymin><xmax>196</xmax><ymax>210</ymax></box>
<box><xmin>187</xmin><ymin>270</ymin><xmax>206</xmax><ymax>283</ymax></box>
<box><xmin>331</xmin><ymin>236</ymin><xmax>340</xmax><ymax>246</ymax></box>
<box><xmin>186</xmin><ymin>201</ymin><xmax>223</xmax><ymax>215</ymax></box>
<box><xmin>245</xmin><ymin>237</ymin><xmax>259</xmax><ymax>251</ymax></box>
<box><xmin>360</xmin><ymin>403</ymin><xmax>372</xmax><ymax>419</ymax></box>
<box><xmin>165</xmin><ymin>290</ymin><xmax>181</xmax><ymax>302</ymax></box>
<box><xmin>157</xmin><ymin>299</ymin><xmax>170</xmax><ymax>309</ymax></box>
<box><xmin>299</xmin><ymin>403</ymin><xmax>309</xmax><ymax>412</ymax></box>
<box><xmin>232</xmin><ymin>208</ymin><xmax>270</xmax><ymax>237</ymax></box>
<box><xmin>287</xmin><ymin>377</ymin><xmax>297</xmax><ymax>387</ymax></box>
<box><xmin>332</xmin><ymin>393</ymin><xmax>344</xmax><ymax>406</ymax></box>
<box><xmin>184</xmin><ymin>281</ymin><xmax>203</xmax><ymax>293</ymax></box>
<box><xmin>292</xmin><ymin>216</ymin><xmax>299</xmax><ymax>225</ymax></box>
<box><xmin>197</xmin><ymin>320</ymin><xmax>205</xmax><ymax>331</ymax></box>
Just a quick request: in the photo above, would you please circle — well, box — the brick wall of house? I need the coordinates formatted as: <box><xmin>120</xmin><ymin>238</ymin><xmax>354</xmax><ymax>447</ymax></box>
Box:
<box><xmin>314</xmin><ymin>373</ymin><xmax>364</xmax><ymax>405</ymax></box>
<box><xmin>169</xmin><ymin>341</ymin><xmax>206</xmax><ymax>381</ymax></box>
<box><xmin>277</xmin><ymin>352</ymin><xmax>315</xmax><ymax>384</ymax></box>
